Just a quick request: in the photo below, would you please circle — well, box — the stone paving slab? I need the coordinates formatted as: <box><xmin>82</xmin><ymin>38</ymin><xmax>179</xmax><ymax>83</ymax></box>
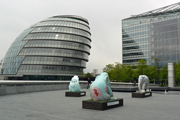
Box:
<box><xmin>0</xmin><ymin>89</ymin><xmax>180</xmax><ymax>120</ymax></box>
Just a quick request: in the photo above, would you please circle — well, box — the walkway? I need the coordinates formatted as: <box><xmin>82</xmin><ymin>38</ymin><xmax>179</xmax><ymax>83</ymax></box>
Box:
<box><xmin>0</xmin><ymin>89</ymin><xmax>180</xmax><ymax>120</ymax></box>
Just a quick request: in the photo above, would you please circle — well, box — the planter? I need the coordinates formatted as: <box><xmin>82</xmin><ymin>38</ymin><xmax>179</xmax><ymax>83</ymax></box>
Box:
<box><xmin>82</xmin><ymin>98</ymin><xmax>123</xmax><ymax>110</ymax></box>
<box><xmin>65</xmin><ymin>91</ymin><xmax>86</xmax><ymax>97</ymax></box>
<box><xmin>132</xmin><ymin>91</ymin><xmax>152</xmax><ymax>98</ymax></box>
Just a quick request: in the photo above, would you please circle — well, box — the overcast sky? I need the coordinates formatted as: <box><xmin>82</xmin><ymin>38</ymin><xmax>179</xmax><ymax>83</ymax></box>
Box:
<box><xmin>0</xmin><ymin>0</ymin><xmax>179</xmax><ymax>74</ymax></box>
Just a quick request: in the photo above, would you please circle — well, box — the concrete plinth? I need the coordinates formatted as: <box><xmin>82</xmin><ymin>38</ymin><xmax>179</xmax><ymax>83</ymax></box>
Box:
<box><xmin>132</xmin><ymin>91</ymin><xmax>152</xmax><ymax>98</ymax></box>
<box><xmin>82</xmin><ymin>98</ymin><xmax>123</xmax><ymax>110</ymax></box>
<box><xmin>65</xmin><ymin>91</ymin><xmax>86</xmax><ymax>97</ymax></box>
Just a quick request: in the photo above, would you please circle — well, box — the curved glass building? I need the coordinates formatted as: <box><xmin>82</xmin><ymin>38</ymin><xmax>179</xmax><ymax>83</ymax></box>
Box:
<box><xmin>0</xmin><ymin>15</ymin><xmax>91</xmax><ymax>80</ymax></box>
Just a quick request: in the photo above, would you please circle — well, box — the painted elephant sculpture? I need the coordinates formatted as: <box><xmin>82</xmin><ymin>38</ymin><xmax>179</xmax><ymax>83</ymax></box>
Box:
<box><xmin>138</xmin><ymin>75</ymin><xmax>149</xmax><ymax>92</ymax></box>
<box><xmin>90</xmin><ymin>72</ymin><xmax>114</xmax><ymax>101</ymax></box>
<box><xmin>69</xmin><ymin>75</ymin><xmax>82</xmax><ymax>92</ymax></box>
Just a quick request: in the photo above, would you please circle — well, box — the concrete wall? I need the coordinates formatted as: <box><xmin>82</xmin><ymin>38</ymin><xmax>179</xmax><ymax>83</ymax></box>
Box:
<box><xmin>168</xmin><ymin>63</ymin><xmax>175</xmax><ymax>87</ymax></box>
<box><xmin>0</xmin><ymin>82</ymin><xmax>87</xmax><ymax>96</ymax></box>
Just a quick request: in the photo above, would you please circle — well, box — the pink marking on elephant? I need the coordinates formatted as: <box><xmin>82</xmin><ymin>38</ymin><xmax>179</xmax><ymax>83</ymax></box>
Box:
<box><xmin>94</xmin><ymin>89</ymin><xmax>99</xmax><ymax>96</ymax></box>
<box><xmin>91</xmin><ymin>86</ymin><xmax>110</xmax><ymax>101</ymax></box>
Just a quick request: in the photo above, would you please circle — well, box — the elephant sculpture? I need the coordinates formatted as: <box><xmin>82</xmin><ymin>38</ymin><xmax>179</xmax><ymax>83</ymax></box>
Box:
<box><xmin>69</xmin><ymin>75</ymin><xmax>82</xmax><ymax>92</ymax></box>
<box><xmin>138</xmin><ymin>75</ymin><xmax>149</xmax><ymax>92</ymax></box>
<box><xmin>90</xmin><ymin>72</ymin><xmax>114</xmax><ymax>101</ymax></box>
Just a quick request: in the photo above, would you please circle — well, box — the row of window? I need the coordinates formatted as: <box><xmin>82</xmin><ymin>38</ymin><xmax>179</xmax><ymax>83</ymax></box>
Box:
<box><xmin>151</xmin><ymin>48</ymin><xmax>180</xmax><ymax>56</ymax></box>
<box><xmin>152</xmin><ymin>54</ymin><xmax>180</xmax><ymax>62</ymax></box>
<box><xmin>23</xmin><ymin>33</ymin><xmax>91</xmax><ymax>46</ymax></box>
<box><xmin>45</xmin><ymin>17</ymin><xmax>89</xmax><ymax>26</ymax></box>
<box><xmin>151</xmin><ymin>31</ymin><xmax>178</xmax><ymax>40</ymax></box>
<box><xmin>151</xmin><ymin>23</ymin><xmax>177</xmax><ymax>33</ymax></box>
<box><xmin>122</xmin><ymin>30</ymin><xmax>148</xmax><ymax>38</ymax></box>
<box><xmin>123</xmin><ymin>56</ymin><xmax>147</xmax><ymax>60</ymax></box>
<box><xmin>19</xmin><ymin>48</ymin><xmax>89</xmax><ymax>60</ymax></box>
<box><xmin>152</xmin><ymin>18</ymin><xmax>177</xmax><ymax>27</ymax></box>
<box><xmin>1</xmin><ymin>68</ymin><xmax>18</xmax><ymax>74</ymax></box>
<box><xmin>123</xmin><ymin>48</ymin><xmax>148</xmax><ymax>54</ymax></box>
<box><xmin>22</xmin><ymin>56</ymin><xmax>86</xmax><ymax>67</ymax></box>
<box><xmin>123</xmin><ymin>17</ymin><xmax>179</xmax><ymax>32</ymax></box>
<box><xmin>123</xmin><ymin>46</ymin><xmax>139</xmax><ymax>50</ymax></box>
<box><xmin>123</xmin><ymin>59</ymin><xmax>141</xmax><ymax>63</ymax></box>
<box><xmin>122</xmin><ymin>24</ymin><xmax>148</xmax><ymax>32</ymax></box>
<box><xmin>31</xmin><ymin>26</ymin><xmax>91</xmax><ymax>39</ymax></box>
<box><xmin>123</xmin><ymin>52</ymin><xmax>144</xmax><ymax>57</ymax></box>
<box><xmin>151</xmin><ymin>41</ymin><xmax>180</xmax><ymax>49</ymax></box>
<box><xmin>25</xmin><ymin>40</ymin><xmax>90</xmax><ymax>53</ymax></box>
<box><xmin>35</xmin><ymin>21</ymin><xmax>90</xmax><ymax>32</ymax></box>
<box><xmin>2</xmin><ymin>61</ymin><xmax>22</xmax><ymax>70</ymax></box>
<box><xmin>123</xmin><ymin>37</ymin><xmax>148</xmax><ymax>44</ymax></box>
<box><xmin>122</xmin><ymin>18</ymin><xmax>150</xmax><ymax>27</ymax></box>
<box><xmin>122</xmin><ymin>13</ymin><xmax>179</xmax><ymax>27</ymax></box>
<box><xmin>18</xmin><ymin>65</ymin><xmax>83</xmax><ymax>74</ymax></box>
<box><xmin>123</xmin><ymin>44</ymin><xmax>148</xmax><ymax>51</ymax></box>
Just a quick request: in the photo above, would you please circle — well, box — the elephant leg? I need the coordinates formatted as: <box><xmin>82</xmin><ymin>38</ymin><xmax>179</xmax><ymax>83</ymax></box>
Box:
<box><xmin>107</xmin><ymin>86</ymin><xmax>113</xmax><ymax>97</ymax></box>
<box><xmin>138</xmin><ymin>82</ymin><xmax>142</xmax><ymax>92</ymax></box>
<box><xmin>142</xmin><ymin>83</ymin><xmax>146</xmax><ymax>91</ymax></box>
<box><xmin>146</xmin><ymin>82</ymin><xmax>149</xmax><ymax>91</ymax></box>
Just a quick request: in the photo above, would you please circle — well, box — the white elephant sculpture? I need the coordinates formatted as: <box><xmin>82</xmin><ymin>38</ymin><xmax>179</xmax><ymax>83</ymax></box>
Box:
<box><xmin>138</xmin><ymin>75</ymin><xmax>149</xmax><ymax>92</ymax></box>
<box><xmin>69</xmin><ymin>75</ymin><xmax>82</xmax><ymax>92</ymax></box>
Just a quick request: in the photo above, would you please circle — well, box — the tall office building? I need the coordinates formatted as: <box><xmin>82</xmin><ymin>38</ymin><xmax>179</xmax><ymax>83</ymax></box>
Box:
<box><xmin>92</xmin><ymin>69</ymin><xmax>98</xmax><ymax>77</ymax></box>
<box><xmin>0</xmin><ymin>15</ymin><xmax>91</xmax><ymax>80</ymax></box>
<box><xmin>122</xmin><ymin>2</ymin><xmax>180</xmax><ymax>67</ymax></box>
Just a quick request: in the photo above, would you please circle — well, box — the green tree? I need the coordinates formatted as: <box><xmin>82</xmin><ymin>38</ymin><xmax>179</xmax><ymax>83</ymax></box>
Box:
<box><xmin>110</xmin><ymin>62</ymin><xmax>122</xmax><ymax>81</ymax></box>
<box><xmin>175</xmin><ymin>61</ymin><xmax>180</xmax><ymax>84</ymax></box>
<box><xmin>102</xmin><ymin>64</ymin><xmax>114</xmax><ymax>73</ymax></box>
<box><xmin>151</xmin><ymin>57</ymin><xmax>161</xmax><ymax>84</ymax></box>
<box><xmin>84</xmin><ymin>73</ymin><xmax>93</xmax><ymax>78</ymax></box>
<box><xmin>107</xmin><ymin>63</ymin><xmax>134</xmax><ymax>82</ymax></box>
<box><xmin>120</xmin><ymin>64</ymin><xmax>134</xmax><ymax>82</ymax></box>
<box><xmin>146</xmin><ymin>65</ymin><xmax>156</xmax><ymax>83</ymax></box>
<box><xmin>160</xmin><ymin>65</ymin><xmax>168</xmax><ymax>84</ymax></box>
<box><xmin>133</xmin><ymin>59</ymin><xmax>148</xmax><ymax>79</ymax></box>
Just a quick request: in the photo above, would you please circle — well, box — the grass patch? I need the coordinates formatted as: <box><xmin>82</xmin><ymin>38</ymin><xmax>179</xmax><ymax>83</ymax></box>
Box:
<box><xmin>135</xmin><ymin>91</ymin><xmax>150</xmax><ymax>93</ymax></box>
<box><xmin>159</xmin><ymin>84</ymin><xmax>164</xmax><ymax>87</ymax></box>
<box><xmin>84</xmin><ymin>98</ymin><xmax>122</xmax><ymax>103</ymax></box>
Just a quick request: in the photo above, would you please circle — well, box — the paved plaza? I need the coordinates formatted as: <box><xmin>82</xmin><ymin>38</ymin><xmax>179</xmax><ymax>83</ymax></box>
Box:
<box><xmin>0</xmin><ymin>89</ymin><xmax>180</xmax><ymax>120</ymax></box>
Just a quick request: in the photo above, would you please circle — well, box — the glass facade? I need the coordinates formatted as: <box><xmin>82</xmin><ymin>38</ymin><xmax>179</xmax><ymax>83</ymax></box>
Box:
<box><xmin>0</xmin><ymin>15</ymin><xmax>91</xmax><ymax>80</ymax></box>
<box><xmin>122</xmin><ymin>3</ymin><xmax>180</xmax><ymax>67</ymax></box>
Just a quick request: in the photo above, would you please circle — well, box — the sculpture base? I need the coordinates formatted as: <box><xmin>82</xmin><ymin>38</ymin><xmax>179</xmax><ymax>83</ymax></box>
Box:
<box><xmin>132</xmin><ymin>91</ymin><xmax>152</xmax><ymax>98</ymax></box>
<box><xmin>65</xmin><ymin>91</ymin><xmax>86</xmax><ymax>97</ymax></box>
<box><xmin>82</xmin><ymin>98</ymin><xmax>123</xmax><ymax>110</ymax></box>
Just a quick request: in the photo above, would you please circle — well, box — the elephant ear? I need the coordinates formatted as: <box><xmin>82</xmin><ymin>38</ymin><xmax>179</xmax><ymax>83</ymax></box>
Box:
<box><xmin>95</xmin><ymin>75</ymin><xmax>100</xmax><ymax>81</ymax></box>
<box><xmin>106</xmin><ymin>76</ymin><xmax>110</xmax><ymax>85</ymax></box>
<box><xmin>106</xmin><ymin>76</ymin><xmax>108</xmax><ymax>83</ymax></box>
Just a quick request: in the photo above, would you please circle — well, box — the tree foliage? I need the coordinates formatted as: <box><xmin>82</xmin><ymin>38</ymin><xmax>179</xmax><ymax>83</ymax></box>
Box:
<box><xmin>102</xmin><ymin>58</ymin><xmax>180</xmax><ymax>84</ymax></box>
<box><xmin>102</xmin><ymin>64</ymin><xmax>114</xmax><ymax>73</ymax></box>
<box><xmin>175</xmin><ymin>61</ymin><xmax>180</xmax><ymax>84</ymax></box>
<box><xmin>133</xmin><ymin>59</ymin><xmax>148</xmax><ymax>79</ymax></box>
<box><xmin>84</xmin><ymin>72</ymin><xmax>93</xmax><ymax>78</ymax></box>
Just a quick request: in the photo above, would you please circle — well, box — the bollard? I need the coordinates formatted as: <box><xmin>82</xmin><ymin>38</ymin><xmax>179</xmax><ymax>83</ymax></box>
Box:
<box><xmin>165</xmin><ymin>90</ymin><xmax>167</xmax><ymax>94</ymax></box>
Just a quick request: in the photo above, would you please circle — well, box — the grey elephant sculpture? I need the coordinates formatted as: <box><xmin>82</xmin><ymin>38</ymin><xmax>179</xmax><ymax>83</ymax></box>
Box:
<box><xmin>138</xmin><ymin>75</ymin><xmax>149</xmax><ymax>92</ymax></box>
